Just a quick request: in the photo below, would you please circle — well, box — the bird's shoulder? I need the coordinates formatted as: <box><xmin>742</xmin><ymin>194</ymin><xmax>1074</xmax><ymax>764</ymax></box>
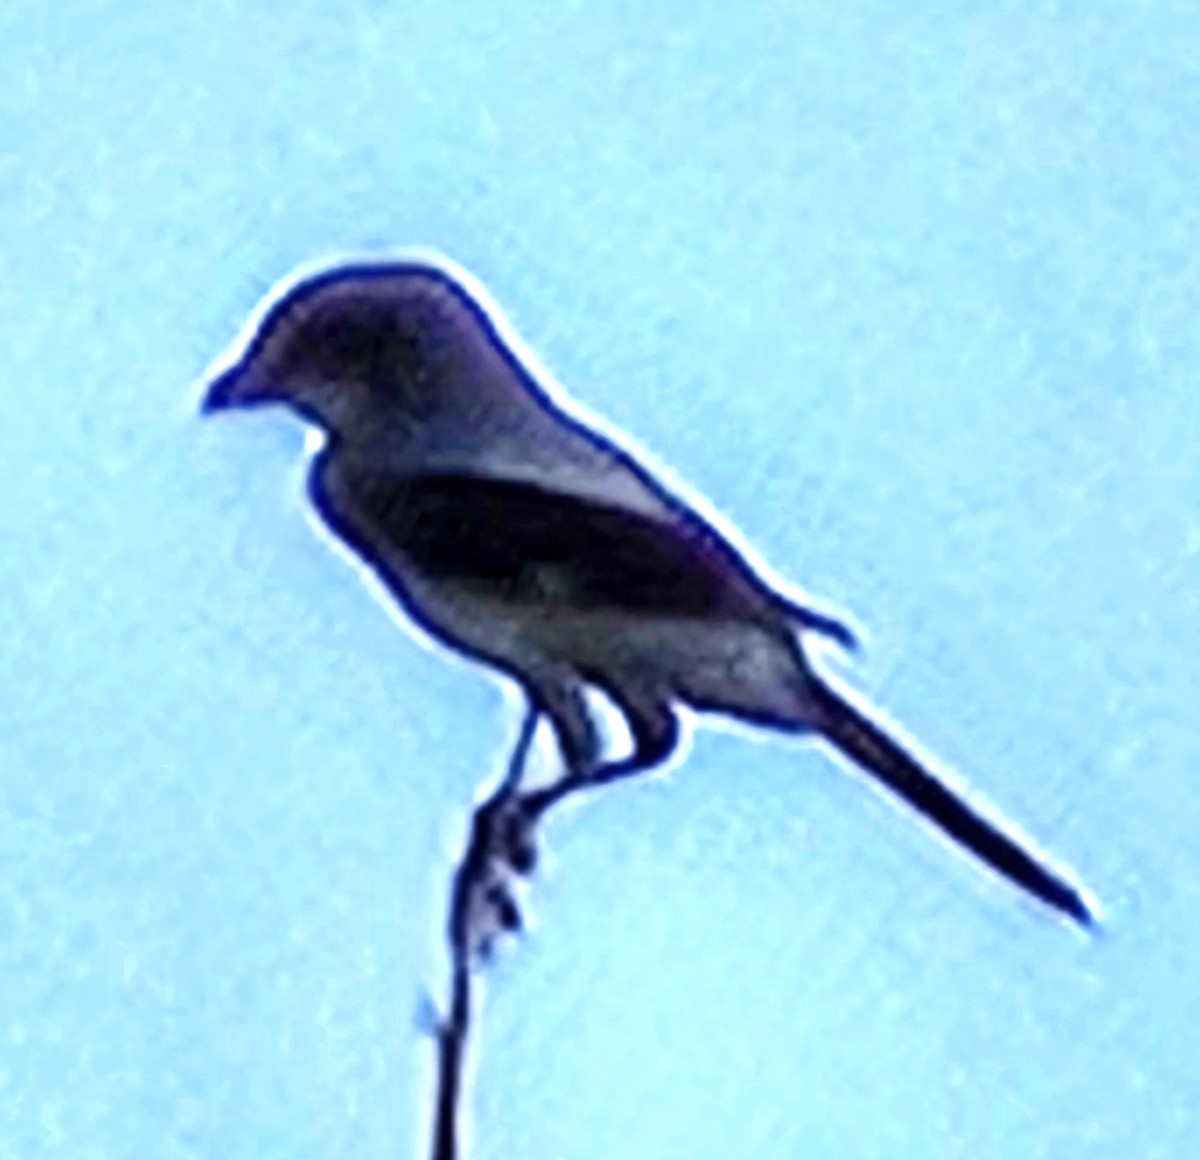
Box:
<box><xmin>305</xmin><ymin>446</ymin><xmax>402</xmax><ymax>555</ymax></box>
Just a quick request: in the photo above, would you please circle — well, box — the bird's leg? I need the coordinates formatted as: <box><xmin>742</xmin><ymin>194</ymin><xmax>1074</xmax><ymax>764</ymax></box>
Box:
<box><xmin>502</xmin><ymin>701</ymin><xmax>541</xmax><ymax>791</ymax></box>
<box><xmin>454</xmin><ymin>682</ymin><xmax>678</xmax><ymax>953</ymax></box>
<box><xmin>522</xmin><ymin>689</ymin><xmax>679</xmax><ymax>818</ymax></box>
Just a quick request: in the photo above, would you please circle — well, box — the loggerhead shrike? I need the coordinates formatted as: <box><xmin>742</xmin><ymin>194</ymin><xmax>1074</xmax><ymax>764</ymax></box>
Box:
<box><xmin>201</xmin><ymin>256</ymin><xmax>1093</xmax><ymax>929</ymax></box>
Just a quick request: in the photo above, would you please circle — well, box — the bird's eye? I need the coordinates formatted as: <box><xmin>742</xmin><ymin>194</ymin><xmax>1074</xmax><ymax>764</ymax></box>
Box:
<box><xmin>329</xmin><ymin>319</ymin><xmax>386</xmax><ymax>363</ymax></box>
<box><xmin>392</xmin><ymin>320</ymin><xmax>425</xmax><ymax>358</ymax></box>
<box><xmin>296</xmin><ymin>312</ymin><xmax>397</xmax><ymax>382</ymax></box>
<box><xmin>274</xmin><ymin>298</ymin><xmax>436</xmax><ymax>392</ymax></box>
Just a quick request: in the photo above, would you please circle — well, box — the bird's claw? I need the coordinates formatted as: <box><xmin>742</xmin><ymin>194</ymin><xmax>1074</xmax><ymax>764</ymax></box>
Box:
<box><xmin>452</xmin><ymin>793</ymin><xmax>542</xmax><ymax>963</ymax></box>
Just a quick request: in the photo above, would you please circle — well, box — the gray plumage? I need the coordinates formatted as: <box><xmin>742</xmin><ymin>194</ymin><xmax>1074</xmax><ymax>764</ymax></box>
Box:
<box><xmin>202</xmin><ymin>258</ymin><xmax>1093</xmax><ymax>927</ymax></box>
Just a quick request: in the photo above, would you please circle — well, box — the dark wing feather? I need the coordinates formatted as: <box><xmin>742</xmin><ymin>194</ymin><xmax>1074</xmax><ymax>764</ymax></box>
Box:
<box><xmin>316</xmin><ymin>467</ymin><xmax>778</xmax><ymax>622</ymax></box>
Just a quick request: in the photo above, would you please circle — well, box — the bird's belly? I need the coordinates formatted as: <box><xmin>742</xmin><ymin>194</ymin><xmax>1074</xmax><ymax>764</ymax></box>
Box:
<box><xmin>563</xmin><ymin>615</ymin><xmax>809</xmax><ymax>727</ymax></box>
<box><xmin>392</xmin><ymin>569</ymin><xmax>551</xmax><ymax>676</ymax></box>
<box><xmin>398</xmin><ymin>566</ymin><xmax>808</xmax><ymax>727</ymax></box>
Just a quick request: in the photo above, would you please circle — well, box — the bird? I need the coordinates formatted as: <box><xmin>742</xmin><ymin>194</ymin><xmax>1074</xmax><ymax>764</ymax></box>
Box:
<box><xmin>201</xmin><ymin>254</ymin><xmax>1094</xmax><ymax>930</ymax></box>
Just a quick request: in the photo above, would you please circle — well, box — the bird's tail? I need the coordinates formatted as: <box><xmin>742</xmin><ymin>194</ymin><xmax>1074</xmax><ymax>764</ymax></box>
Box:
<box><xmin>803</xmin><ymin>674</ymin><xmax>1094</xmax><ymax>928</ymax></box>
<box><xmin>779</xmin><ymin>597</ymin><xmax>859</xmax><ymax>652</ymax></box>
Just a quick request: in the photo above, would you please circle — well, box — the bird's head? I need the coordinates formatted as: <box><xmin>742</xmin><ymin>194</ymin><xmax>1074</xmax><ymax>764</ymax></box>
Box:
<box><xmin>201</xmin><ymin>262</ymin><xmax>498</xmax><ymax>437</ymax></box>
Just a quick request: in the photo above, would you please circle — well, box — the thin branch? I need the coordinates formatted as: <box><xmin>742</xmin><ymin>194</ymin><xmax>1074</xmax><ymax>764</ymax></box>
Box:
<box><xmin>431</xmin><ymin>950</ymin><xmax>471</xmax><ymax>1160</ymax></box>
<box><xmin>429</xmin><ymin>705</ymin><xmax>540</xmax><ymax>1160</ymax></box>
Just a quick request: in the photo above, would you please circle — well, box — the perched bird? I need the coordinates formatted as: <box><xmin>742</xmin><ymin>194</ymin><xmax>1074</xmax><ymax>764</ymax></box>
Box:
<box><xmin>202</xmin><ymin>255</ymin><xmax>1093</xmax><ymax>928</ymax></box>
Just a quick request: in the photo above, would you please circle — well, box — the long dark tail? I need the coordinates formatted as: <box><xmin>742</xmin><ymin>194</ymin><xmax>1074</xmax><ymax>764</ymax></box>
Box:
<box><xmin>804</xmin><ymin>675</ymin><xmax>1094</xmax><ymax>928</ymax></box>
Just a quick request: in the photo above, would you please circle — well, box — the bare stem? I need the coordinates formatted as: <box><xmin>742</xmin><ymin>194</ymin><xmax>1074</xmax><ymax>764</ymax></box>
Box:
<box><xmin>428</xmin><ymin>705</ymin><xmax>540</xmax><ymax>1160</ymax></box>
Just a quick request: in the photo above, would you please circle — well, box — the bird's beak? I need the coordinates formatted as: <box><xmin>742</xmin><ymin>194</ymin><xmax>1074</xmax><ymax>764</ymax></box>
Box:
<box><xmin>201</xmin><ymin>365</ymin><xmax>268</xmax><ymax>415</ymax></box>
<box><xmin>201</xmin><ymin>367</ymin><xmax>242</xmax><ymax>415</ymax></box>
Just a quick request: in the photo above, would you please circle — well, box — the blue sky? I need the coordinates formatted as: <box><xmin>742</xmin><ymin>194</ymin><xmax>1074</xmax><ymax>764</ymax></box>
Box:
<box><xmin>3</xmin><ymin>1</ymin><xmax>1198</xmax><ymax>1157</ymax></box>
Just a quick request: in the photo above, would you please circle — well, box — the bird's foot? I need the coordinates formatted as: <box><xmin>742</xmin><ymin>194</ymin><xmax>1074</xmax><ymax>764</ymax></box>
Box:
<box><xmin>451</xmin><ymin>793</ymin><xmax>541</xmax><ymax>963</ymax></box>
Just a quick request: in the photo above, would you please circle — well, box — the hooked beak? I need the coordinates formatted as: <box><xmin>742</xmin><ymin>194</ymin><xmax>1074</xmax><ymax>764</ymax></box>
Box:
<box><xmin>202</xmin><ymin>364</ymin><xmax>282</xmax><ymax>415</ymax></box>
<box><xmin>200</xmin><ymin>366</ymin><xmax>250</xmax><ymax>415</ymax></box>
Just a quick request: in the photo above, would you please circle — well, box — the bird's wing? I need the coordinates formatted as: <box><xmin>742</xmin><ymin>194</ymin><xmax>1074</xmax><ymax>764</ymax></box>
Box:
<box><xmin>313</xmin><ymin>465</ymin><xmax>781</xmax><ymax>624</ymax></box>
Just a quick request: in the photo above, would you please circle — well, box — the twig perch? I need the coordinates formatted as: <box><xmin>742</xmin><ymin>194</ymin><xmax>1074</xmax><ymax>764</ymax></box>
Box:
<box><xmin>429</xmin><ymin>707</ymin><xmax>540</xmax><ymax>1160</ymax></box>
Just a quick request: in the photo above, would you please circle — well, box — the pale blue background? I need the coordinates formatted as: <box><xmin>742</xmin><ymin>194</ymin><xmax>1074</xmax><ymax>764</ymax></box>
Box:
<box><xmin>3</xmin><ymin>2</ymin><xmax>1198</xmax><ymax>1157</ymax></box>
